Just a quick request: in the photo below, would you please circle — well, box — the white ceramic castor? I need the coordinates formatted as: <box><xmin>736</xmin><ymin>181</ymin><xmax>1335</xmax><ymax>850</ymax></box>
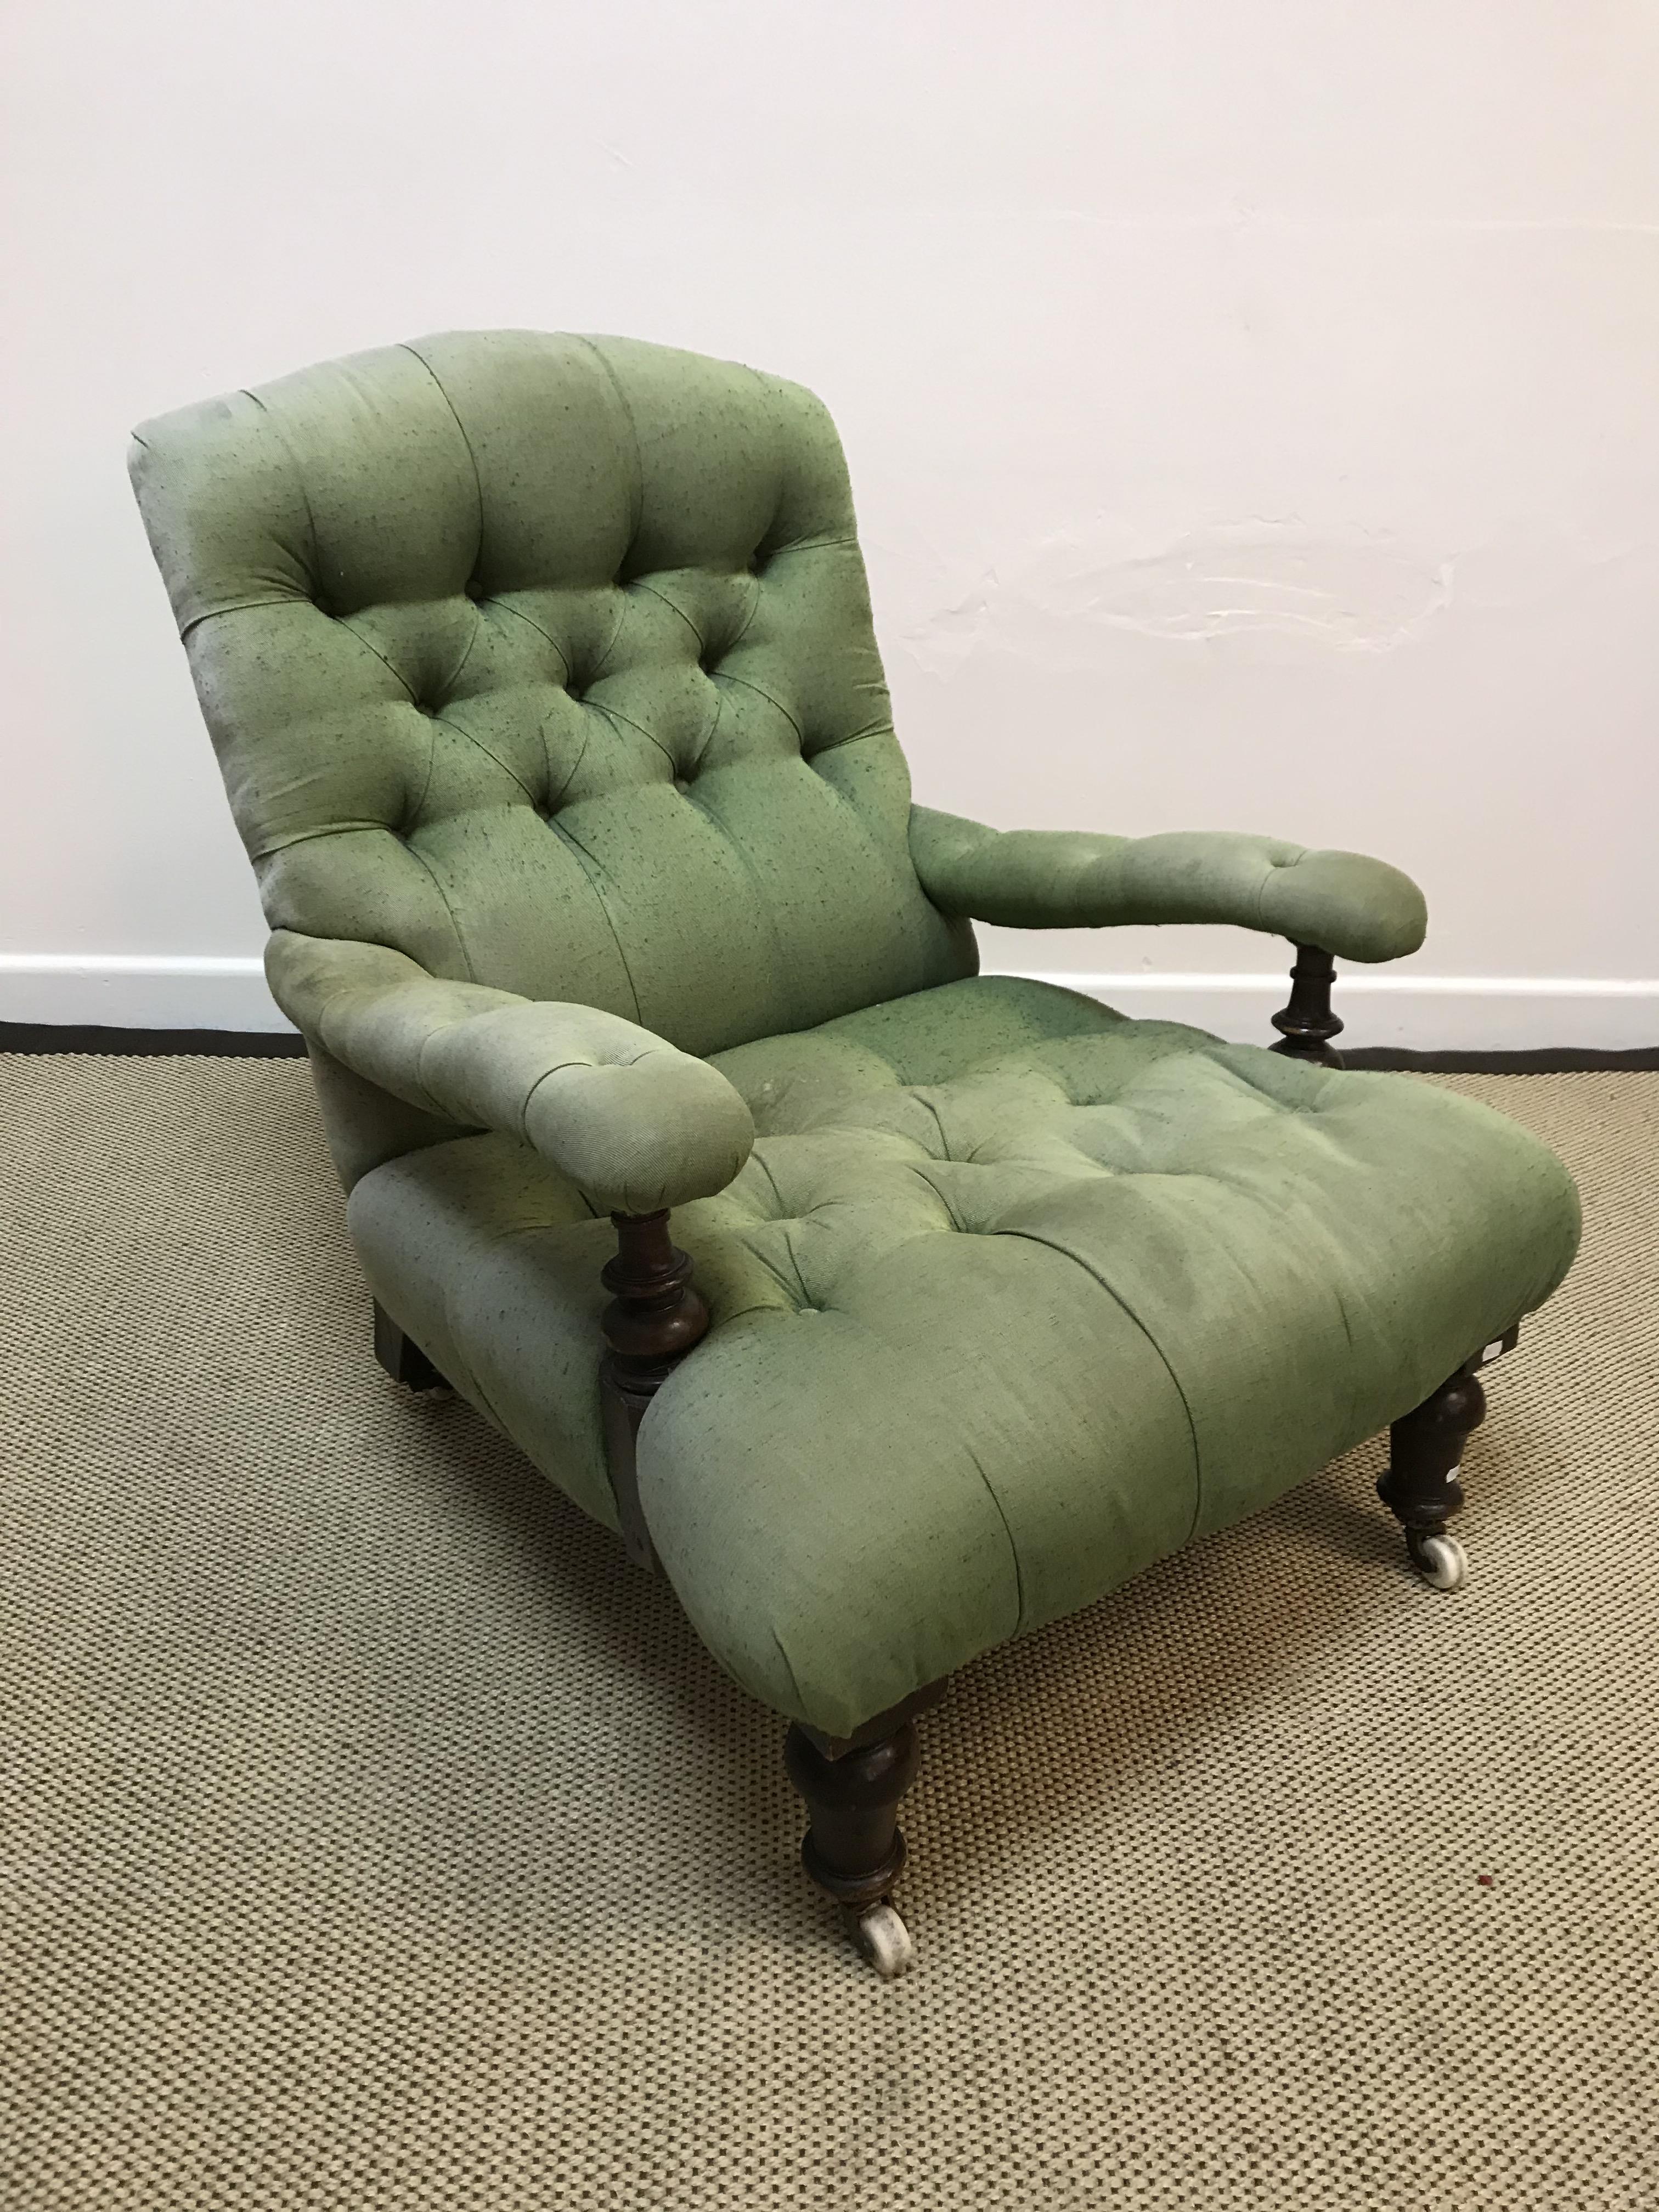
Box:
<box><xmin>1408</xmin><ymin>1529</ymin><xmax>1469</xmax><ymax>1593</ymax></box>
<box><xmin>853</xmin><ymin>1900</ymin><xmax>916</xmax><ymax>1978</ymax></box>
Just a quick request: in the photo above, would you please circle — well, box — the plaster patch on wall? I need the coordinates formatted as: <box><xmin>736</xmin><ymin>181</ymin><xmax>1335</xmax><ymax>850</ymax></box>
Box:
<box><xmin>902</xmin><ymin>522</ymin><xmax>1454</xmax><ymax>675</ymax></box>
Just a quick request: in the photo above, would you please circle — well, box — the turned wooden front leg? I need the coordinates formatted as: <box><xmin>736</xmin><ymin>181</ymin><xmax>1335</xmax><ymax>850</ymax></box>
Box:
<box><xmin>1377</xmin><ymin>1369</ymin><xmax>1486</xmax><ymax>1536</ymax></box>
<box><xmin>1374</xmin><ymin>1329</ymin><xmax>1517</xmax><ymax>1590</ymax></box>
<box><xmin>784</xmin><ymin>1722</ymin><xmax>920</xmax><ymax>1910</ymax></box>
<box><xmin>599</xmin><ymin>1210</ymin><xmax>709</xmax><ymax>1571</ymax></box>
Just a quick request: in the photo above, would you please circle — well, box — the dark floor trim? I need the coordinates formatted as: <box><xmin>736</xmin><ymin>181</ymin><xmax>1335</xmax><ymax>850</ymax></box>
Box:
<box><xmin>1345</xmin><ymin>1046</ymin><xmax>1659</xmax><ymax>1073</ymax></box>
<box><xmin>0</xmin><ymin>1022</ymin><xmax>307</xmax><ymax>1058</ymax></box>
<box><xmin>3</xmin><ymin>1022</ymin><xmax>1656</xmax><ymax>1072</ymax></box>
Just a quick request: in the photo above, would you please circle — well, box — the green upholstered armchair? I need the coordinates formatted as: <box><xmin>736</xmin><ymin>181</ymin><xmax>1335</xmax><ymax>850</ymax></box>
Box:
<box><xmin>131</xmin><ymin>334</ymin><xmax>1580</xmax><ymax>1977</ymax></box>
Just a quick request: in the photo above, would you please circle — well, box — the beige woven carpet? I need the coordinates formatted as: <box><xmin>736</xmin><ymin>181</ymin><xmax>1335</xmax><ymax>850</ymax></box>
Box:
<box><xmin>2</xmin><ymin>1057</ymin><xmax>1655</xmax><ymax>2210</ymax></box>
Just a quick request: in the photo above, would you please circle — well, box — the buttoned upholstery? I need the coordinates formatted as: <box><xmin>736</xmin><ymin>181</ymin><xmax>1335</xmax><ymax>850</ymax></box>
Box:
<box><xmin>345</xmin><ymin>973</ymin><xmax>1577</xmax><ymax>1734</ymax></box>
<box><xmin>129</xmin><ymin>334</ymin><xmax>971</xmax><ymax>1092</ymax></box>
<box><xmin>131</xmin><ymin>333</ymin><xmax>1581</xmax><ymax>1739</ymax></box>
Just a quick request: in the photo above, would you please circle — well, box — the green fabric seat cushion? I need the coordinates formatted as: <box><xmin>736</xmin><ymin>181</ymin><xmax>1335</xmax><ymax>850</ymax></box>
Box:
<box><xmin>347</xmin><ymin>977</ymin><xmax>1579</xmax><ymax>1736</ymax></box>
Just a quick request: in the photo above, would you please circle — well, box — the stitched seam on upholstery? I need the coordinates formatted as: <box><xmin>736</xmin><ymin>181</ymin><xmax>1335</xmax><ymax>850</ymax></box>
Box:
<box><xmin>728</xmin><ymin>364</ymin><xmax>781</xmax><ymax>628</ymax></box>
<box><xmin>748</xmin><ymin>1152</ymin><xmax>790</xmax><ymax>1216</ymax></box>
<box><xmin>769</xmin><ymin>1631</ymin><xmax>809</xmax><ymax>1720</ymax></box>
<box><xmin>909</xmin><ymin>1088</ymin><xmax>951</xmax><ymax>1160</ymax></box>
<box><xmin>735</xmin><ymin>1235</ymin><xmax>817</xmax><ymax>1312</ymax></box>
<box><xmin>253</xmin><ymin>821</ymin><xmax>400</xmax><ymax>861</ymax></box>
<box><xmin>546</xmin><ymin>819</ymin><xmax>644</xmax><ymax>1023</ymax></box>
<box><xmin>1251</xmin><ymin>862</ymin><xmax>1277</xmax><ymax>932</ymax></box>
<box><xmin>332</xmin><ymin>621</ymin><xmax>443</xmax><ymax>824</ymax></box>
<box><xmin>776</xmin><ymin>1228</ymin><xmax>812</xmax><ymax>1308</ymax></box>
<box><xmin>245</xmin><ymin>390</ymin><xmax>323</xmax><ymax>597</ymax></box>
<box><xmin>668</xmin><ymin>728</ymin><xmax>795</xmax><ymax>1021</ymax></box>
<box><xmin>401</xmin><ymin>343</ymin><xmax>487</xmax><ymax>578</ymax></box>
<box><xmin>407</xmin><ymin>1018</ymin><xmax>642</xmax><ymax>1127</ymax></box>
<box><xmin>428</xmin><ymin>711</ymin><xmax>539</xmax><ymax>808</ymax></box>
<box><xmin>546</xmin><ymin>811</ymin><xmax>620</xmax><ymax>888</ymax></box>
<box><xmin>965</xmin><ymin>1440</ymin><xmax>1025</xmax><ymax>1634</ymax></box>
<box><xmin>631</xmin><ymin>578</ymin><xmax>705</xmax><ymax>652</ymax></box>
<box><xmin>996</xmin><ymin>1223</ymin><xmax>1205</xmax><ymax>1547</ymax></box>
<box><xmin>689</xmin><ymin>679</ymin><xmax>724</xmax><ymax>776</ymax></box>
<box><xmin>574</xmin><ymin>336</ymin><xmax>646</xmax><ymax>545</ymax></box>
<box><xmin>773</xmin><ymin>534</ymin><xmax>857</xmax><ymax>555</ymax></box>
<box><xmin>489</xmin><ymin>1191</ymin><xmax>606</xmax><ymax>1237</ymax></box>
<box><xmin>489</xmin><ymin>599</ymin><xmax>574</xmax><ymax>685</ymax></box>
<box><xmin>442</xmin><ymin>609</ymin><xmax>484</xmax><ymax>699</ymax></box>
<box><xmin>744</xmin><ymin>358</ymin><xmax>785</xmax><ymax>567</ymax></box>
<box><xmin>513</xmin><ymin>1054</ymin><xmax>612</xmax><ymax>1143</ymax></box>
<box><xmin>593</xmin><ymin>698</ymin><xmax>679</xmax><ymax>777</ymax></box>
<box><xmin>915</xmin><ymin>1169</ymin><xmax>964</xmax><ymax>1232</ymax></box>
<box><xmin>282</xmin><ymin>259</ymin><xmax>493</xmax><ymax>991</ymax></box>
<box><xmin>797</xmin><ymin>737</ymin><xmax>908</xmax><ymax>885</ymax></box>
<box><xmin>588</xmin><ymin>598</ymin><xmax>631</xmax><ymax>684</ymax></box>
<box><xmin>1328</xmin><ymin>1278</ymin><xmax>1363</xmax><ymax>1441</ymax></box>
<box><xmin>518</xmin><ymin>1047</ymin><xmax>657</xmax><ymax>1119</ymax></box>
<box><xmin>410</xmin><ymin>719</ymin><xmax>439</xmax><ymax>828</ymax></box>
<box><xmin>336</xmin><ymin>618</ymin><xmax>419</xmax><ymax>701</ymax></box>
<box><xmin>676</xmin><ymin>780</ymin><xmax>724</xmax><ymax>827</ymax></box>
<box><xmin>545</xmin><ymin>723</ymin><xmax>592</xmax><ymax>814</ymax></box>
<box><xmin>410</xmin><ymin>1022</ymin><xmax>469</xmax><ymax>1116</ymax></box>
<box><xmin>715</xmin><ymin>668</ymin><xmax>803</xmax><ymax>745</ymax></box>
<box><xmin>541</xmin><ymin>721</ymin><xmax>592</xmax><ymax>818</ymax></box>
<box><xmin>400</xmin><ymin>839</ymin><xmax>478</xmax><ymax>984</ymax></box>
<box><xmin>178</xmin><ymin>595</ymin><xmax>302</xmax><ymax>641</ymax></box>
<box><xmin>805</xmin><ymin>719</ymin><xmax>895</xmax><ymax>760</ymax></box>
<box><xmin>726</xmin><ymin>574</ymin><xmax>764</xmax><ymax>654</ymax></box>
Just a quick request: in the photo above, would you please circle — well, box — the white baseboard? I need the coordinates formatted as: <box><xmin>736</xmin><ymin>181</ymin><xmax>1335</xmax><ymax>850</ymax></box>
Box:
<box><xmin>1</xmin><ymin>954</ymin><xmax>1656</xmax><ymax>1052</ymax></box>
<box><xmin>0</xmin><ymin>955</ymin><xmax>295</xmax><ymax>1032</ymax></box>
<box><xmin>1002</xmin><ymin>971</ymin><xmax>1659</xmax><ymax>1052</ymax></box>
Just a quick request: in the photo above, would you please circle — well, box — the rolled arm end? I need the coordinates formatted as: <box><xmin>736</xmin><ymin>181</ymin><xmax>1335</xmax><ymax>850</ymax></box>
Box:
<box><xmin>266</xmin><ymin>931</ymin><xmax>754</xmax><ymax>1212</ymax></box>
<box><xmin>1254</xmin><ymin>847</ymin><xmax>1427</xmax><ymax>964</ymax></box>
<box><xmin>519</xmin><ymin>1048</ymin><xmax>754</xmax><ymax>1215</ymax></box>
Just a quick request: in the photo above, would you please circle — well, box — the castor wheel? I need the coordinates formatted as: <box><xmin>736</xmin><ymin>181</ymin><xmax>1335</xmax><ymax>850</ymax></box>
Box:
<box><xmin>850</xmin><ymin>1900</ymin><xmax>915</xmax><ymax>1978</ymax></box>
<box><xmin>1381</xmin><ymin>1362</ymin><xmax>1494</xmax><ymax>1593</ymax></box>
<box><xmin>1407</xmin><ymin>1528</ymin><xmax>1468</xmax><ymax>1592</ymax></box>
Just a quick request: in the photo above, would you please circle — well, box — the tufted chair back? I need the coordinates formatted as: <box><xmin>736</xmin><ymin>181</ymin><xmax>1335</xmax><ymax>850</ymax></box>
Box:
<box><xmin>131</xmin><ymin>334</ymin><xmax>976</xmax><ymax>1080</ymax></box>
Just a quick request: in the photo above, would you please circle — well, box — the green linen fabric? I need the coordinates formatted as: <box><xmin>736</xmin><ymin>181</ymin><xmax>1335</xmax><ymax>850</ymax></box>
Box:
<box><xmin>911</xmin><ymin>809</ymin><xmax>1428</xmax><ymax>963</ymax></box>
<box><xmin>266</xmin><ymin>930</ymin><xmax>753</xmax><ymax>1215</ymax></box>
<box><xmin>346</xmin><ymin>976</ymin><xmax>1580</xmax><ymax>1736</ymax></box>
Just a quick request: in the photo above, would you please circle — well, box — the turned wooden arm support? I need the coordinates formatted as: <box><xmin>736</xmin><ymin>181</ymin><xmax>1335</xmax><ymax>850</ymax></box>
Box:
<box><xmin>599</xmin><ymin>1210</ymin><xmax>712</xmax><ymax>1573</ymax></box>
<box><xmin>1270</xmin><ymin>944</ymin><xmax>1345</xmax><ymax>1068</ymax></box>
<box><xmin>601</xmin><ymin>1210</ymin><xmax>710</xmax><ymax>1373</ymax></box>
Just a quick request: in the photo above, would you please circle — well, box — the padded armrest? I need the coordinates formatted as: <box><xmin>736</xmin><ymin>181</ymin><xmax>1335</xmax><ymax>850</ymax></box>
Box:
<box><xmin>266</xmin><ymin>932</ymin><xmax>754</xmax><ymax>1215</ymax></box>
<box><xmin>910</xmin><ymin>808</ymin><xmax>1427</xmax><ymax>964</ymax></box>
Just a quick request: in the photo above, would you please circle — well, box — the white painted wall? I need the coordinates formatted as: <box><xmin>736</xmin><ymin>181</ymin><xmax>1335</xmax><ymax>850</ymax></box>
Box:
<box><xmin>3</xmin><ymin>1</ymin><xmax>1656</xmax><ymax>1043</ymax></box>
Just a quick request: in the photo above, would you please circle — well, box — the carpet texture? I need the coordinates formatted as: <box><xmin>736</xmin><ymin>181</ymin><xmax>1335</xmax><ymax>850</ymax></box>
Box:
<box><xmin>2</xmin><ymin>1056</ymin><xmax>1654</xmax><ymax>2210</ymax></box>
